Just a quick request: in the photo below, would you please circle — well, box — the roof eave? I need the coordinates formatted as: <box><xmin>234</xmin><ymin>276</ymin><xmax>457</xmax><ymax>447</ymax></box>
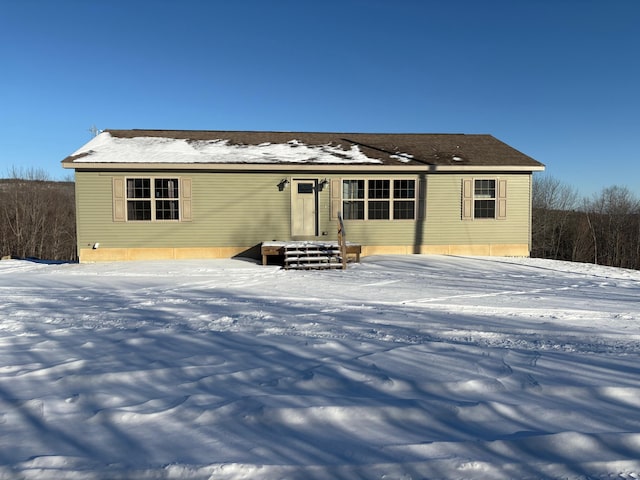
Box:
<box><xmin>62</xmin><ymin>162</ymin><xmax>545</xmax><ymax>172</ymax></box>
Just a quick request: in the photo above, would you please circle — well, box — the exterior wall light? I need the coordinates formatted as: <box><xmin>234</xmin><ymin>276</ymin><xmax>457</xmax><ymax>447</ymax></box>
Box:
<box><xmin>277</xmin><ymin>179</ymin><xmax>289</xmax><ymax>191</ymax></box>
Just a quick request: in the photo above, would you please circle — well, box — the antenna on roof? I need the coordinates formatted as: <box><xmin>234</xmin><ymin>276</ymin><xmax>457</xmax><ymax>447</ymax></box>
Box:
<box><xmin>88</xmin><ymin>125</ymin><xmax>102</xmax><ymax>137</ymax></box>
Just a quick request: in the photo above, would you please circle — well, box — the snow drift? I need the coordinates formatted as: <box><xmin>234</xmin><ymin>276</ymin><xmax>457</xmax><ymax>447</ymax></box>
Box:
<box><xmin>1</xmin><ymin>255</ymin><xmax>639</xmax><ymax>479</ymax></box>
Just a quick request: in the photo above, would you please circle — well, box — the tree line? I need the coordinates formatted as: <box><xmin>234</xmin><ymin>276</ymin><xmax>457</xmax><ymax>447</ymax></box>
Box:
<box><xmin>0</xmin><ymin>168</ymin><xmax>76</xmax><ymax>262</ymax></box>
<box><xmin>1</xmin><ymin>170</ymin><xmax>638</xmax><ymax>269</ymax></box>
<box><xmin>532</xmin><ymin>176</ymin><xmax>640</xmax><ymax>270</ymax></box>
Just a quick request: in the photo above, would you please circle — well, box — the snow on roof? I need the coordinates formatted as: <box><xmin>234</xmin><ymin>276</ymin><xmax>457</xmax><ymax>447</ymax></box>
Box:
<box><xmin>70</xmin><ymin>132</ymin><xmax>383</xmax><ymax>165</ymax></box>
<box><xmin>389</xmin><ymin>152</ymin><xmax>414</xmax><ymax>163</ymax></box>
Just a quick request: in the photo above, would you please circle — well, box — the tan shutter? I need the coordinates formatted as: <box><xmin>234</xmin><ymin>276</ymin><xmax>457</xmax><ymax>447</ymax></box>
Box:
<box><xmin>330</xmin><ymin>178</ymin><xmax>341</xmax><ymax>220</ymax></box>
<box><xmin>462</xmin><ymin>178</ymin><xmax>473</xmax><ymax>220</ymax></box>
<box><xmin>497</xmin><ymin>178</ymin><xmax>507</xmax><ymax>220</ymax></box>
<box><xmin>181</xmin><ymin>177</ymin><xmax>192</xmax><ymax>221</ymax></box>
<box><xmin>113</xmin><ymin>177</ymin><xmax>126</xmax><ymax>222</ymax></box>
<box><xmin>417</xmin><ymin>176</ymin><xmax>426</xmax><ymax>220</ymax></box>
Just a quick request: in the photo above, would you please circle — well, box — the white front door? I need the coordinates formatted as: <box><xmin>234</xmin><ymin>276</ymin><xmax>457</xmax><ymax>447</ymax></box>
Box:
<box><xmin>291</xmin><ymin>179</ymin><xmax>317</xmax><ymax>237</ymax></box>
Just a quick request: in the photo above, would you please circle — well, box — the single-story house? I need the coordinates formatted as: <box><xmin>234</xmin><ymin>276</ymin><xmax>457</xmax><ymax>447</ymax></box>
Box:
<box><xmin>61</xmin><ymin>129</ymin><xmax>545</xmax><ymax>263</ymax></box>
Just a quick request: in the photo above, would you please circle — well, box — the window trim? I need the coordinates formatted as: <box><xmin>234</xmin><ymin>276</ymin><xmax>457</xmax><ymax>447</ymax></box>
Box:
<box><xmin>474</xmin><ymin>178</ymin><xmax>497</xmax><ymax>219</ymax></box>
<box><xmin>340</xmin><ymin>178</ymin><xmax>417</xmax><ymax>221</ymax></box>
<box><xmin>126</xmin><ymin>177</ymin><xmax>180</xmax><ymax>222</ymax></box>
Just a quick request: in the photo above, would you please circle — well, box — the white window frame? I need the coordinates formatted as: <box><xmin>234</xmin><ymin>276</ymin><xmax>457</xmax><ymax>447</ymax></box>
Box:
<box><xmin>473</xmin><ymin>178</ymin><xmax>497</xmax><ymax>219</ymax></box>
<box><xmin>341</xmin><ymin>178</ymin><xmax>417</xmax><ymax>221</ymax></box>
<box><xmin>125</xmin><ymin>177</ymin><xmax>180</xmax><ymax>222</ymax></box>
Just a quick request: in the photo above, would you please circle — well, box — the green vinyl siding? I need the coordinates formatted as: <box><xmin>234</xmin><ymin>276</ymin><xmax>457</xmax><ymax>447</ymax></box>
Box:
<box><xmin>193</xmin><ymin>173</ymin><xmax>291</xmax><ymax>245</ymax></box>
<box><xmin>424</xmin><ymin>173</ymin><xmax>532</xmax><ymax>246</ymax></box>
<box><xmin>75</xmin><ymin>171</ymin><xmax>294</xmax><ymax>250</ymax></box>
<box><xmin>339</xmin><ymin>173</ymin><xmax>532</xmax><ymax>247</ymax></box>
<box><xmin>74</xmin><ymin>170</ymin><xmax>533</xmax><ymax>254</ymax></box>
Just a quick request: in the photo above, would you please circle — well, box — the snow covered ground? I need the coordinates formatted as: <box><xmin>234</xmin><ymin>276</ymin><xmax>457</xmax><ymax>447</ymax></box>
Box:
<box><xmin>1</xmin><ymin>255</ymin><xmax>639</xmax><ymax>479</ymax></box>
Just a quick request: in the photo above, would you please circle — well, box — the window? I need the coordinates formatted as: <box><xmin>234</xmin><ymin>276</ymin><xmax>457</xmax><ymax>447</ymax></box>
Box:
<box><xmin>368</xmin><ymin>180</ymin><xmax>390</xmax><ymax>220</ymax></box>
<box><xmin>343</xmin><ymin>180</ymin><xmax>365</xmax><ymax>220</ymax></box>
<box><xmin>462</xmin><ymin>178</ymin><xmax>506</xmax><ymax>220</ymax></box>
<box><xmin>342</xmin><ymin>179</ymin><xmax>415</xmax><ymax>220</ymax></box>
<box><xmin>126</xmin><ymin>178</ymin><xmax>152</xmax><ymax>221</ymax></box>
<box><xmin>126</xmin><ymin>178</ymin><xmax>180</xmax><ymax>221</ymax></box>
<box><xmin>393</xmin><ymin>179</ymin><xmax>416</xmax><ymax>220</ymax></box>
<box><xmin>297</xmin><ymin>183</ymin><xmax>314</xmax><ymax>194</ymax></box>
<box><xmin>474</xmin><ymin>179</ymin><xmax>496</xmax><ymax>218</ymax></box>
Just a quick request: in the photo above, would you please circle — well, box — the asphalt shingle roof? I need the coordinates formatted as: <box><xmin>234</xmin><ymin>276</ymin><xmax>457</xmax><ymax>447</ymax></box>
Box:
<box><xmin>63</xmin><ymin>129</ymin><xmax>544</xmax><ymax>169</ymax></box>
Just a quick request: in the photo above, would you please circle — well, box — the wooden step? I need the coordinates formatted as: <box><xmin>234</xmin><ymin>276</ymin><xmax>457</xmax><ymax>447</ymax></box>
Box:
<box><xmin>283</xmin><ymin>242</ymin><xmax>343</xmax><ymax>270</ymax></box>
<box><xmin>286</xmin><ymin>264</ymin><xmax>344</xmax><ymax>270</ymax></box>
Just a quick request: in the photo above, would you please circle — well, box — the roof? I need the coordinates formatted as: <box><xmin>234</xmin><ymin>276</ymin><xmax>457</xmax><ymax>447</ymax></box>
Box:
<box><xmin>61</xmin><ymin>129</ymin><xmax>545</xmax><ymax>172</ymax></box>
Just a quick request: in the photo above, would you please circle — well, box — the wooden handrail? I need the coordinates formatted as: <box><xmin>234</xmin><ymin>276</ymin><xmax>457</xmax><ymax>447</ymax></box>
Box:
<box><xmin>338</xmin><ymin>212</ymin><xmax>347</xmax><ymax>269</ymax></box>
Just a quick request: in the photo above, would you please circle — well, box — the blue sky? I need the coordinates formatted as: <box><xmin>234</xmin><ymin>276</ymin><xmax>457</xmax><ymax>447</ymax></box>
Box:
<box><xmin>1</xmin><ymin>0</ymin><xmax>638</xmax><ymax>196</ymax></box>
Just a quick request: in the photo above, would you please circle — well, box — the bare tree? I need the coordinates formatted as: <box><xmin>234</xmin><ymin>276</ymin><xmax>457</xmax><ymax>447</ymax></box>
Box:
<box><xmin>581</xmin><ymin>186</ymin><xmax>640</xmax><ymax>268</ymax></box>
<box><xmin>532</xmin><ymin>178</ymin><xmax>639</xmax><ymax>270</ymax></box>
<box><xmin>532</xmin><ymin>175</ymin><xmax>579</xmax><ymax>260</ymax></box>
<box><xmin>0</xmin><ymin>167</ymin><xmax>76</xmax><ymax>261</ymax></box>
